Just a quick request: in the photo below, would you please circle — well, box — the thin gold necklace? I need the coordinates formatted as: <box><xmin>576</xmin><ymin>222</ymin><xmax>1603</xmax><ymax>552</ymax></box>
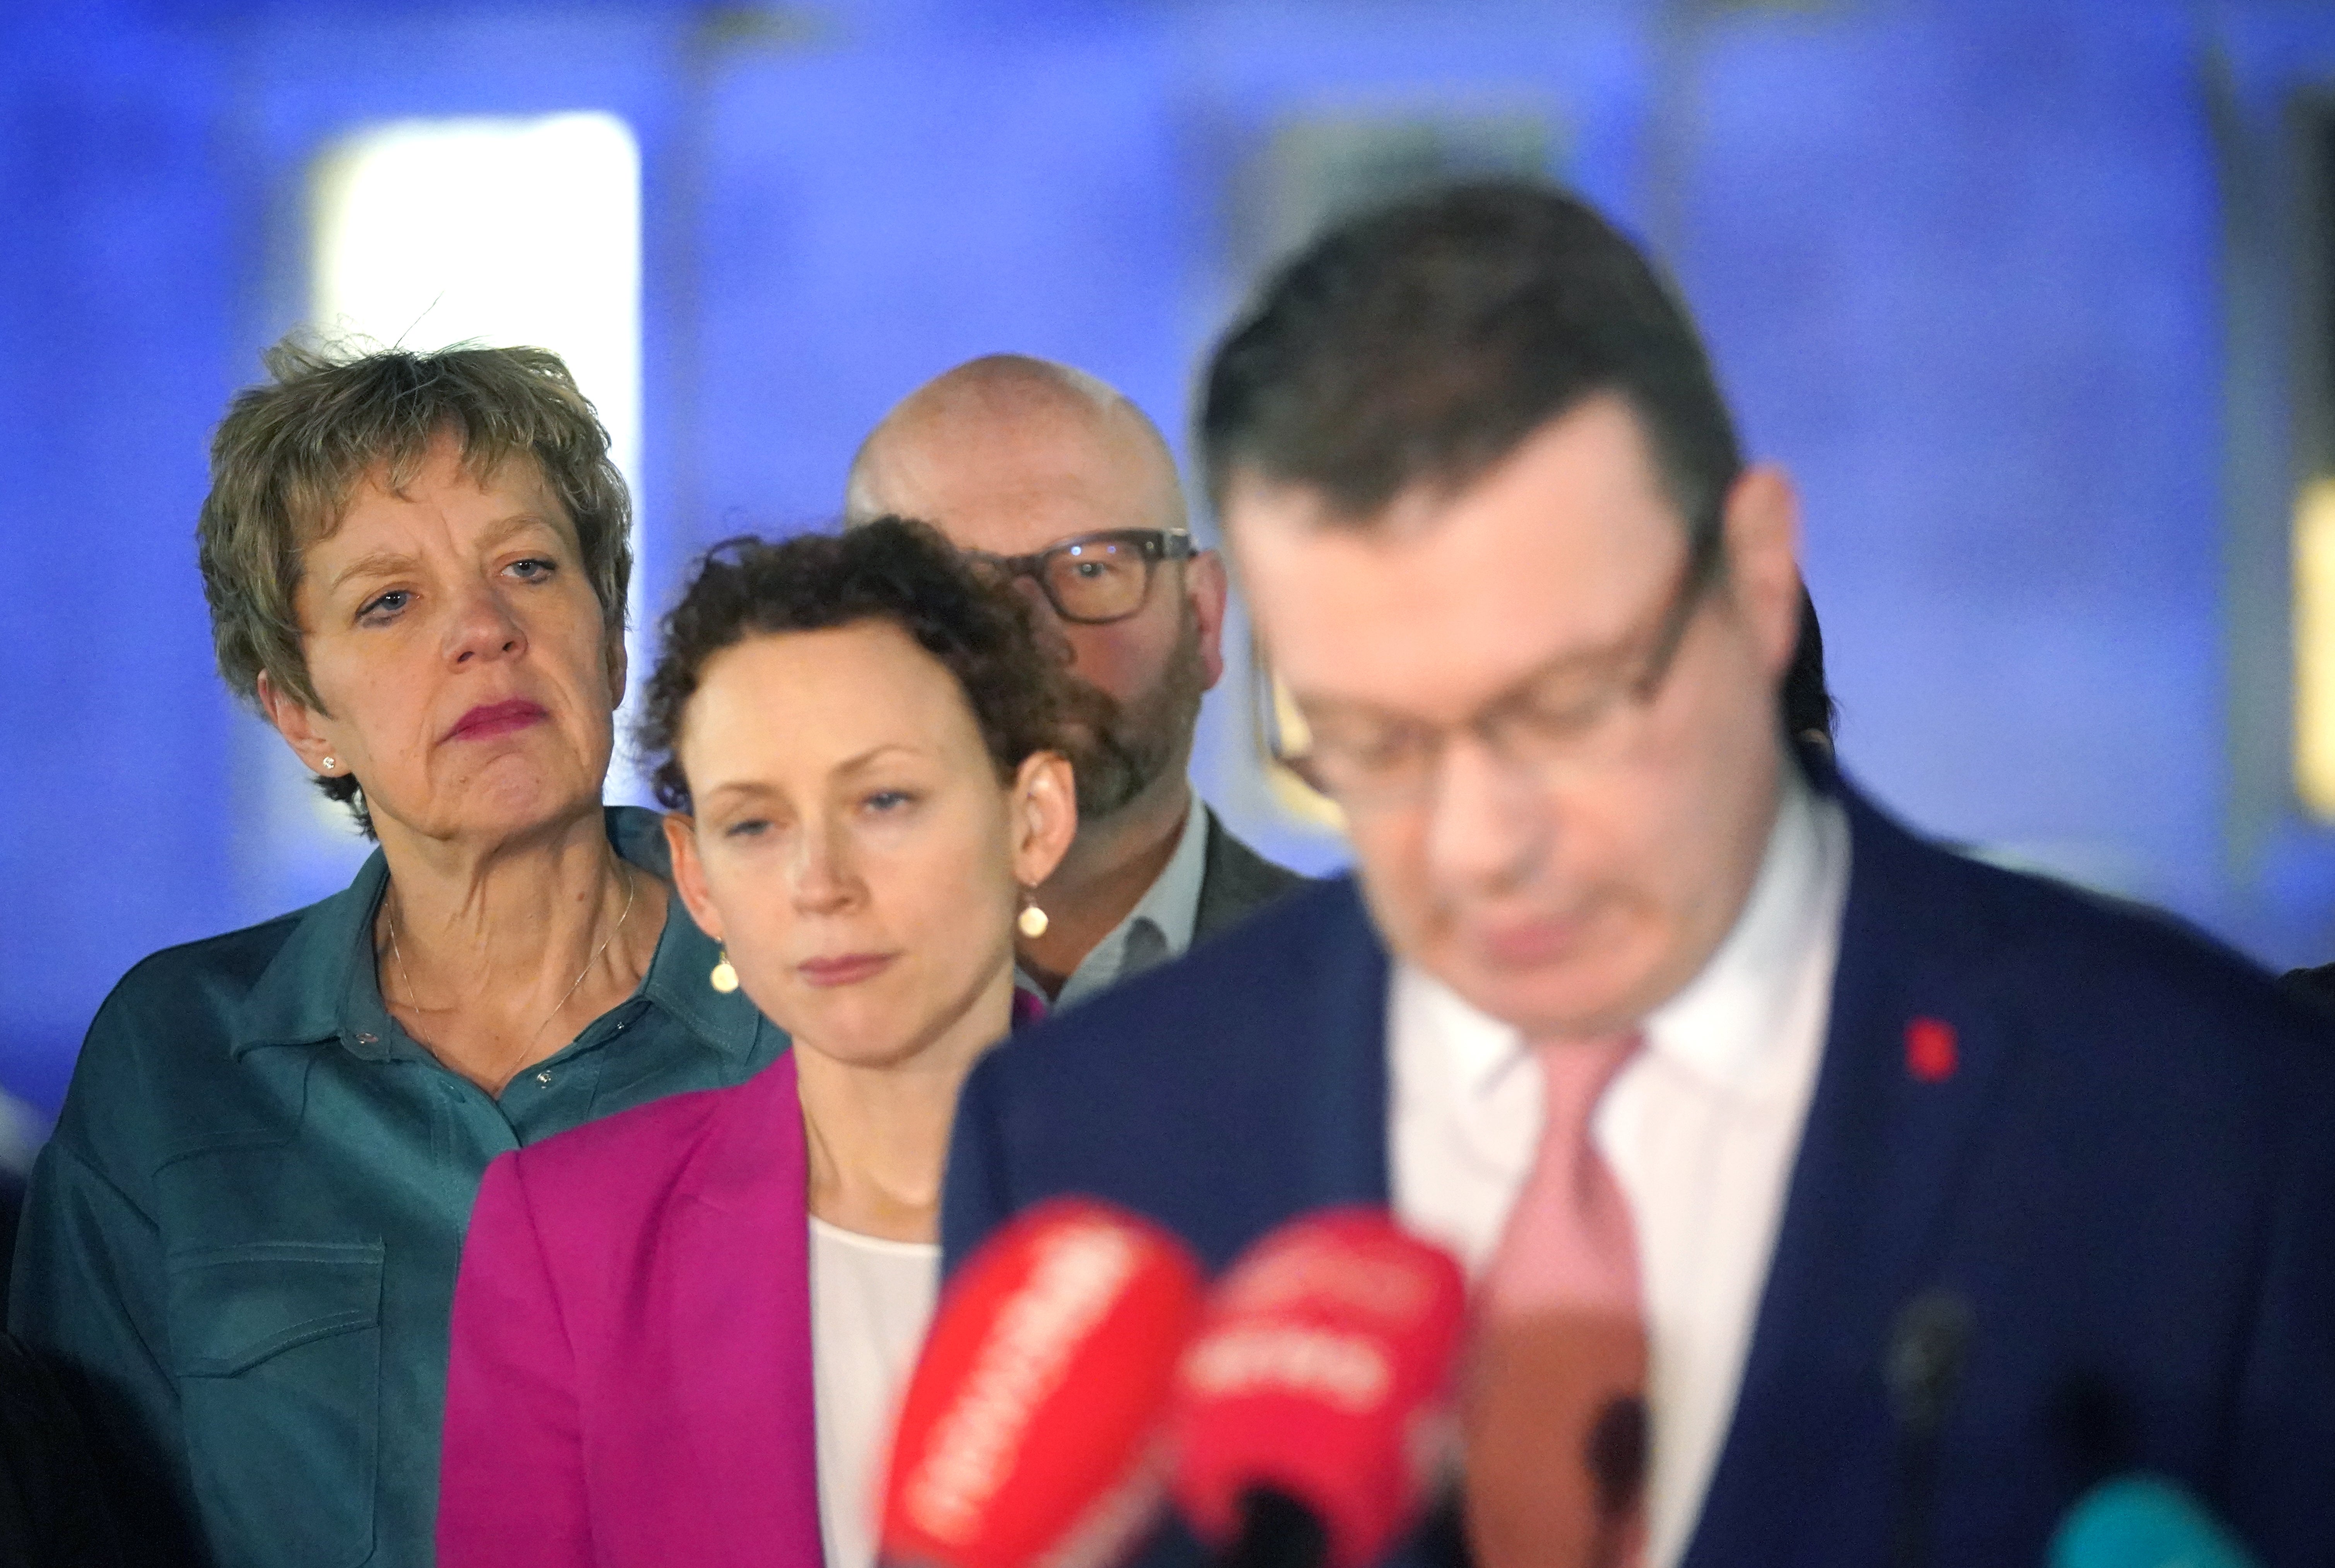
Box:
<box><xmin>386</xmin><ymin>860</ymin><xmax>638</xmax><ymax>1064</ymax></box>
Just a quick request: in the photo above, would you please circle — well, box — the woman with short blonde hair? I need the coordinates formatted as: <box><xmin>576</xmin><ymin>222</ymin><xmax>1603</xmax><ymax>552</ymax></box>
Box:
<box><xmin>8</xmin><ymin>340</ymin><xmax>780</xmax><ymax>1568</ymax></box>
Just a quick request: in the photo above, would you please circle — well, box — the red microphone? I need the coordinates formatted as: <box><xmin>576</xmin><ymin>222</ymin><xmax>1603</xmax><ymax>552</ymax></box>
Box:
<box><xmin>880</xmin><ymin>1198</ymin><xmax>1206</xmax><ymax>1568</ymax></box>
<box><xmin>1168</xmin><ymin>1209</ymin><xmax>1469</xmax><ymax>1568</ymax></box>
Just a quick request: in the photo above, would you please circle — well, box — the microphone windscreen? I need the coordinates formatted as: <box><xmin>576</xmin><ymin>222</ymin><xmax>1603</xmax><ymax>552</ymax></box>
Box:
<box><xmin>879</xmin><ymin>1197</ymin><xmax>1205</xmax><ymax>1568</ymax></box>
<box><xmin>2048</xmin><ymin>1476</ymin><xmax>2257</xmax><ymax>1568</ymax></box>
<box><xmin>1168</xmin><ymin>1208</ymin><xmax>1467</xmax><ymax>1568</ymax></box>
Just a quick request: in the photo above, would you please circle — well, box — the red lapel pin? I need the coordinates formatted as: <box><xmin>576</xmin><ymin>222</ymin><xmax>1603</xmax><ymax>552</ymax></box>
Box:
<box><xmin>1905</xmin><ymin>1017</ymin><xmax>1958</xmax><ymax>1083</ymax></box>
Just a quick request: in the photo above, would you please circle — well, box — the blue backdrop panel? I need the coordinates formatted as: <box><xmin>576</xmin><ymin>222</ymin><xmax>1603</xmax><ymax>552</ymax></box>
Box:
<box><xmin>1683</xmin><ymin>3</ymin><xmax>2228</xmax><ymax>919</ymax></box>
<box><xmin>7</xmin><ymin>0</ymin><xmax>2335</xmax><ymax>1115</ymax></box>
<box><xmin>0</xmin><ymin>3</ymin><xmax>243</xmax><ymax>1110</ymax></box>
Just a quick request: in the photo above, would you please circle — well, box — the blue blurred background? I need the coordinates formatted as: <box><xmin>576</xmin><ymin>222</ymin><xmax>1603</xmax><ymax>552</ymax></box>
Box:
<box><xmin>7</xmin><ymin>0</ymin><xmax>2335</xmax><ymax>1117</ymax></box>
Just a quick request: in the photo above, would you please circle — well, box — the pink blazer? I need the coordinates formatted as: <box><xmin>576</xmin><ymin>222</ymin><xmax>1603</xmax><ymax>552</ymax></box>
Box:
<box><xmin>438</xmin><ymin>1053</ymin><xmax>825</xmax><ymax>1568</ymax></box>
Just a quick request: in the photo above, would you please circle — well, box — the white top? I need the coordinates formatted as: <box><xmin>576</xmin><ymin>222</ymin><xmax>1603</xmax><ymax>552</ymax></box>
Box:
<box><xmin>807</xmin><ymin>1216</ymin><xmax>941</xmax><ymax>1568</ymax></box>
<box><xmin>1390</xmin><ymin>771</ymin><xmax>1850</xmax><ymax>1568</ymax></box>
<box><xmin>1042</xmin><ymin>788</ymin><xmax>1212</xmax><ymax>1010</ymax></box>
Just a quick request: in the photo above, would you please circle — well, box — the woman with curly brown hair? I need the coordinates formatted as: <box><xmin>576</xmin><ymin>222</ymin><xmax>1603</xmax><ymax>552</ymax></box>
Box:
<box><xmin>437</xmin><ymin>517</ymin><xmax>1077</xmax><ymax>1568</ymax></box>
<box><xmin>9</xmin><ymin>341</ymin><xmax>783</xmax><ymax>1568</ymax></box>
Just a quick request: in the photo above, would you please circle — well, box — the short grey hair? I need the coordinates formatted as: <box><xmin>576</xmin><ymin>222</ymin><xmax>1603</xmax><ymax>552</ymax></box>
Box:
<box><xmin>196</xmin><ymin>337</ymin><xmax>633</xmax><ymax>831</ymax></box>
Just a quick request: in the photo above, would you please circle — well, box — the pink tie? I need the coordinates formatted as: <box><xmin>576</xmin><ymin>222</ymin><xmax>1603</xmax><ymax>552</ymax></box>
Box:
<box><xmin>1464</xmin><ymin>1033</ymin><xmax>1650</xmax><ymax>1568</ymax></box>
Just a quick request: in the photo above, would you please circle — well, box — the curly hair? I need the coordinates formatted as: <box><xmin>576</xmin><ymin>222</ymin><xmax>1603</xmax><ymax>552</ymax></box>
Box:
<box><xmin>637</xmin><ymin>517</ymin><xmax>1077</xmax><ymax>813</ymax></box>
<box><xmin>197</xmin><ymin>337</ymin><xmax>631</xmax><ymax>835</ymax></box>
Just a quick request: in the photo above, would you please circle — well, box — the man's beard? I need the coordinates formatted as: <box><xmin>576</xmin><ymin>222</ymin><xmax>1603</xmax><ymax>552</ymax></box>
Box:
<box><xmin>1062</xmin><ymin>602</ymin><xmax>1208</xmax><ymax>824</ymax></box>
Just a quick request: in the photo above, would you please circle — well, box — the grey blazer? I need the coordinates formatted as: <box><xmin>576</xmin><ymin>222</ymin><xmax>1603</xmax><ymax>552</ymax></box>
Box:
<box><xmin>1192</xmin><ymin>807</ymin><xmax>1314</xmax><ymax>944</ymax></box>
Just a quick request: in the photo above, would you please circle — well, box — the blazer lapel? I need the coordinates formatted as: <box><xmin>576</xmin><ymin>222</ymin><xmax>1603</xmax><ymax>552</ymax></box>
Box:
<box><xmin>1192</xmin><ymin>810</ymin><xmax>1312</xmax><ymax>945</ymax></box>
<box><xmin>1297</xmin><ymin>879</ymin><xmax>1395</xmax><ymax>1210</ymax></box>
<box><xmin>1683</xmin><ymin>788</ymin><xmax>2021</xmax><ymax>1565</ymax></box>
<box><xmin>645</xmin><ymin>1056</ymin><xmax>826</xmax><ymax>1564</ymax></box>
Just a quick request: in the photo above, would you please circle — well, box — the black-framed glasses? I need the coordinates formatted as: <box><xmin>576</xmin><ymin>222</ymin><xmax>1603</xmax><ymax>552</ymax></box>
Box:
<box><xmin>972</xmin><ymin>528</ymin><xmax>1196</xmax><ymax>624</ymax></box>
<box><xmin>1258</xmin><ymin>522</ymin><xmax>1726</xmax><ymax>811</ymax></box>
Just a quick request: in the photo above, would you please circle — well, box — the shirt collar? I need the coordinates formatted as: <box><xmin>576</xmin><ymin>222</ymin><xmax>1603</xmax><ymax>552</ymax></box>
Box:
<box><xmin>1050</xmin><ymin>788</ymin><xmax>1211</xmax><ymax>1008</ymax></box>
<box><xmin>1398</xmin><ymin>766</ymin><xmax>1848</xmax><ymax>1103</ymax></box>
<box><xmin>1639</xmin><ymin>766</ymin><xmax>1847</xmax><ymax>1095</ymax></box>
<box><xmin>231</xmin><ymin>805</ymin><xmax>767</xmax><ymax>1064</ymax></box>
<box><xmin>1394</xmin><ymin>961</ymin><xmax>1536</xmax><ymax>1108</ymax></box>
<box><xmin>1129</xmin><ymin>788</ymin><xmax>1211</xmax><ymax>958</ymax></box>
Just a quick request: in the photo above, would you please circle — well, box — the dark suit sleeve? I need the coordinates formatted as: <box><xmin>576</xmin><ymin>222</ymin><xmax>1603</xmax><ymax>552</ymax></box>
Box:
<box><xmin>438</xmin><ymin>1152</ymin><xmax>592</xmax><ymax>1568</ymax></box>
<box><xmin>2220</xmin><ymin>1066</ymin><xmax>2335</xmax><ymax>1565</ymax></box>
<box><xmin>941</xmin><ymin>1053</ymin><xmax>1019</xmax><ymax>1280</ymax></box>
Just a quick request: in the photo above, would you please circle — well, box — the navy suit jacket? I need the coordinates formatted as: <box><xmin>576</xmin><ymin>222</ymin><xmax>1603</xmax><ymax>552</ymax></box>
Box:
<box><xmin>943</xmin><ymin>782</ymin><xmax>2335</xmax><ymax>1566</ymax></box>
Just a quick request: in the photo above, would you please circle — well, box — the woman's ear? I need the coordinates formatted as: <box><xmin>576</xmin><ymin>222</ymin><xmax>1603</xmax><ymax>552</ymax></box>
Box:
<box><xmin>662</xmin><ymin>812</ymin><xmax>725</xmax><ymax>943</ymax></box>
<box><xmin>255</xmin><ymin>669</ymin><xmax>339</xmax><ymax>775</ymax></box>
<box><xmin>1009</xmin><ymin>751</ymin><xmax>1078</xmax><ymax>889</ymax></box>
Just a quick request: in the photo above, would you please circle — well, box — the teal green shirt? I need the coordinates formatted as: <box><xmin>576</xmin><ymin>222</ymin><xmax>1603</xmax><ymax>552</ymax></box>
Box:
<box><xmin>7</xmin><ymin>806</ymin><xmax>785</xmax><ymax>1568</ymax></box>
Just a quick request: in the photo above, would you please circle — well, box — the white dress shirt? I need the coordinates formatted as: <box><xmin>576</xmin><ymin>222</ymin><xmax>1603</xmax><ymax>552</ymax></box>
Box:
<box><xmin>1390</xmin><ymin>771</ymin><xmax>1851</xmax><ymax>1568</ymax></box>
<box><xmin>1040</xmin><ymin>789</ymin><xmax>1211</xmax><ymax>1010</ymax></box>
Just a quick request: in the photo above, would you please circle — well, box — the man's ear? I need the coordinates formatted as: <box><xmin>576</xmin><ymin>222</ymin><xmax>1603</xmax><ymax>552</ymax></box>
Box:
<box><xmin>1010</xmin><ymin>751</ymin><xmax>1078</xmax><ymax>889</ymax></box>
<box><xmin>1720</xmin><ymin>463</ymin><xmax>1803</xmax><ymax>679</ymax></box>
<box><xmin>254</xmin><ymin>669</ymin><xmax>338</xmax><ymax>774</ymax></box>
<box><xmin>662</xmin><ymin>812</ymin><xmax>725</xmax><ymax>942</ymax></box>
<box><xmin>1184</xmin><ymin>549</ymin><xmax>1232</xmax><ymax>692</ymax></box>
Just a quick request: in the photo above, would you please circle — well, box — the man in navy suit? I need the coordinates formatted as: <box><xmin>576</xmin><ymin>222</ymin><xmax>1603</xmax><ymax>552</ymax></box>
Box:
<box><xmin>943</xmin><ymin>180</ymin><xmax>2335</xmax><ymax>1566</ymax></box>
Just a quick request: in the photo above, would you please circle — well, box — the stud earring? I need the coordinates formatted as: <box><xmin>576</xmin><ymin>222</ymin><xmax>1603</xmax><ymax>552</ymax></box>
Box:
<box><xmin>1016</xmin><ymin>899</ymin><xmax>1050</xmax><ymax>940</ymax></box>
<box><xmin>709</xmin><ymin>949</ymin><xmax>739</xmax><ymax>993</ymax></box>
<box><xmin>320</xmin><ymin>756</ymin><xmax>336</xmax><ymax>773</ymax></box>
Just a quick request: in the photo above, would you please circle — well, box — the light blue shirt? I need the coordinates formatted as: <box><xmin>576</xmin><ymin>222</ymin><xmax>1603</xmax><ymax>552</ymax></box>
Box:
<box><xmin>1035</xmin><ymin>789</ymin><xmax>1211</xmax><ymax>1011</ymax></box>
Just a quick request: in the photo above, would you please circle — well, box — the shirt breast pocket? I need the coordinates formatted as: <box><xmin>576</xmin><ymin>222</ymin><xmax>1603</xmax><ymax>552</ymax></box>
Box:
<box><xmin>168</xmin><ymin>1239</ymin><xmax>383</xmax><ymax>1568</ymax></box>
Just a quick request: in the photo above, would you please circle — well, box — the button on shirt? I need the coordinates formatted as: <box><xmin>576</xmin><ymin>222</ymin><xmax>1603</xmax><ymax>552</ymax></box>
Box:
<box><xmin>1391</xmin><ymin>773</ymin><xmax>1850</xmax><ymax>1568</ymax></box>
<box><xmin>8</xmin><ymin>806</ymin><xmax>785</xmax><ymax>1568</ymax></box>
<box><xmin>1033</xmin><ymin>790</ymin><xmax>1211</xmax><ymax>1010</ymax></box>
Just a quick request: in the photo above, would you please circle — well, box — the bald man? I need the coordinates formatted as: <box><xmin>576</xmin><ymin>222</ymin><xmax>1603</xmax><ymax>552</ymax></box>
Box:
<box><xmin>848</xmin><ymin>355</ymin><xmax>1307</xmax><ymax>1006</ymax></box>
